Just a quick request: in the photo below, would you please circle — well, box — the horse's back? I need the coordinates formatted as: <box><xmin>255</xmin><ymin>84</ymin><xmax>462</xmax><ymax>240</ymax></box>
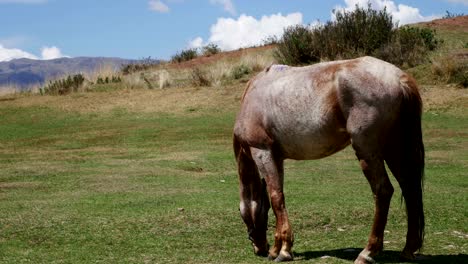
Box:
<box><xmin>234</xmin><ymin>56</ymin><xmax>413</xmax><ymax>160</ymax></box>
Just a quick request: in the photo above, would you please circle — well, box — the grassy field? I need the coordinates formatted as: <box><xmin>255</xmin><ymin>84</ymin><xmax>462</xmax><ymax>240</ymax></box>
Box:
<box><xmin>1</xmin><ymin>16</ymin><xmax>467</xmax><ymax>264</ymax></box>
<box><xmin>0</xmin><ymin>80</ymin><xmax>466</xmax><ymax>264</ymax></box>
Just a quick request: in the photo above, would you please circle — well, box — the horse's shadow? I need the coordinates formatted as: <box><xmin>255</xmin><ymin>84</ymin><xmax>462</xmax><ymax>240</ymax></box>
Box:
<box><xmin>294</xmin><ymin>248</ymin><xmax>468</xmax><ymax>263</ymax></box>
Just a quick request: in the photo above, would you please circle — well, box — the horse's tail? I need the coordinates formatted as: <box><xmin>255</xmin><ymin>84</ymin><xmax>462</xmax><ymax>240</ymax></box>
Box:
<box><xmin>398</xmin><ymin>74</ymin><xmax>425</xmax><ymax>251</ymax></box>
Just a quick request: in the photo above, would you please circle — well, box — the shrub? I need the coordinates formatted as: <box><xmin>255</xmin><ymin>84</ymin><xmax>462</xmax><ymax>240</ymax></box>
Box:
<box><xmin>275</xmin><ymin>5</ymin><xmax>394</xmax><ymax>64</ymax></box>
<box><xmin>190</xmin><ymin>68</ymin><xmax>211</xmax><ymax>87</ymax></box>
<box><xmin>41</xmin><ymin>74</ymin><xmax>85</xmax><ymax>95</ymax></box>
<box><xmin>231</xmin><ymin>64</ymin><xmax>252</xmax><ymax>79</ymax></box>
<box><xmin>432</xmin><ymin>56</ymin><xmax>468</xmax><ymax>88</ymax></box>
<box><xmin>328</xmin><ymin>5</ymin><xmax>394</xmax><ymax>58</ymax></box>
<box><xmin>274</xmin><ymin>24</ymin><xmax>318</xmax><ymax>65</ymax></box>
<box><xmin>202</xmin><ymin>44</ymin><xmax>221</xmax><ymax>57</ymax></box>
<box><xmin>262</xmin><ymin>35</ymin><xmax>279</xmax><ymax>45</ymax></box>
<box><xmin>171</xmin><ymin>48</ymin><xmax>198</xmax><ymax>63</ymax></box>
<box><xmin>96</xmin><ymin>75</ymin><xmax>122</xmax><ymax>84</ymax></box>
<box><xmin>274</xmin><ymin>4</ymin><xmax>440</xmax><ymax>67</ymax></box>
<box><xmin>121</xmin><ymin>57</ymin><xmax>159</xmax><ymax>75</ymax></box>
<box><xmin>443</xmin><ymin>11</ymin><xmax>466</xmax><ymax>19</ymax></box>
<box><xmin>374</xmin><ymin>26</ymin><xmax>441</xmax><ymax>67</ymax></box>
<box><xmin>140</xmin><ymin>72</ymin><xmax>154</xmax><ymax>89</ymax></box>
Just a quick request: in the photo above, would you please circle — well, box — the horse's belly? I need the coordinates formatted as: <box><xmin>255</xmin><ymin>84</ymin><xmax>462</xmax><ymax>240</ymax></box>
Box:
<box><xmin>270</xmin><ymin>115</ymin><xmax>350</xmax><ymax>160</ymax></box>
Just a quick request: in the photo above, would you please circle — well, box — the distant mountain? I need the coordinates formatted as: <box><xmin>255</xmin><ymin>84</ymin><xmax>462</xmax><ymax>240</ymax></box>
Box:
<box><xmin>0</xmin><ymin>57</ymin><xmax>137</xmax><ymax>90</ymax></box>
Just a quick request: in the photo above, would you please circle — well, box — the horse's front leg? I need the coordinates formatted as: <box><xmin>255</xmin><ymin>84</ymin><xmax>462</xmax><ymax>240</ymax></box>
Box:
<box><xmin>251</xmin><ymin>148</ymin><xmax>294</xmax><ymax>262</ymax></box>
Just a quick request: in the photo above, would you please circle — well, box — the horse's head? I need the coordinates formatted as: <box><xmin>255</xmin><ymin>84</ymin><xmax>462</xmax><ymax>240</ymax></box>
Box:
<box><xmin>242</xmin><ymin>178</ymin><xmax>270</xmax><ymax>256</ymax></box>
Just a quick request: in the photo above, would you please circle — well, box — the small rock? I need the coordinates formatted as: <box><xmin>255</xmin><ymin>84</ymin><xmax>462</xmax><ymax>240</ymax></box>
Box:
<box><xmin>178</xmin><ymin>208</ymin><xmax>184</xmax><ymax>212</ymax></box>
<box><xmin>321</xmin><ymin>255</ymin><xmax>331</xmax><ymax>259</ymax></box>
<box><xmin>220</xmin><ymin>180</ymin><xmax>226</xmax><ymax>183</ymax></box>
<box><xmin>337</xmin><ymin>228</ymin><xmax>345</xmax><ymax>232</ymax></box>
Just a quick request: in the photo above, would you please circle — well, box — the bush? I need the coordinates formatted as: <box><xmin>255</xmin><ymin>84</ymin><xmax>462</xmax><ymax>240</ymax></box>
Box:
<box><xmin>274</xmin><ymin>4</ymin><xmax>440</xmax><ymax>67</ymax></box>
<box><xmin>171</xmin><ymin>48</ymin><xmax>198</xmax><ymax>63</ymax></box>
<box><xmin>443</xmin><ymin>11</ymin><xmax>466</xmax><ymax>19</ymax></box>
<box><xmin>432</xmin><ymin>56</ymin><xmax>468</xmax><ymax>88</ymax></box>
<box><xmin>328</xmin><ymin>5</ymin><xmax>394</xmax><ymax>58</ymax></box>
<box><xmin>374</xmin><ymin>26</ymin><xmax>441</xmax><ymax>67</ymax></box>
<box><xmin>274</xmin><ymin>24</ymin><xmax>318</xmax><ymax>65</ymax></box>
<box><xmin>231</xmin><ymin>64</ymin><xmax>252</xmax><ymax>79</ymax></box>
<box><xmin>96</xmin><ymin>75</ymin><xmax>122</xmax><ymax>84</ymax></box>
<box><xmin>275</xmin><ymin>5</ymin><xmax>394</xmax><ymax>64</ymax></box>
<box><xmin>121</xmin><ymin>57</ymin><xmax>159</xmax><ymax>75</ymax></box>
<box><xmin>202</xmin><ymin>44</ymin><xmax>221</xmax><ymax>57</ymax></box>
<box><xmin>262</xmin><ymin>35</ymin><xmax>279</xmax><ymax>45</ymax></box>
<box><xmin>190</xmin><ymin>68</ymin><xmax>211</xmax><ymax>87</ymax></box>
<box><xmin>41</xmin><ymin>74</ymin><xmax>85</xmax><ymax>95</ymax></box>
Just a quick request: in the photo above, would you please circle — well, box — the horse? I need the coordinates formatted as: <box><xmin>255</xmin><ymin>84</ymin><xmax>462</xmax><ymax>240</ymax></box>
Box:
<box><xmin>233</xmin><ymin>56</ymin><xmax>425</xmax><ymax>264</ymax></box>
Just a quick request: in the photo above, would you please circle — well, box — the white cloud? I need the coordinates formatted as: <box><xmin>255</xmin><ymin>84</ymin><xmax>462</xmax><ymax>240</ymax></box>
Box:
<box><xmin>190</xmin><ymin>13</ymin><xmax>303</xmax><ymax>51</ymax></box>
<box><xmin>0</xmin><ymin>44</ymin><xmax>68</xmax><ymax>62</ymax></box>
<box><xmin>188</xmin><ymin>37</ymin><xmax>204</xmax><ymax>49</ymax></box>
<box><xmin>210</xmin><ymin>0</ymin><xmax>236</xmax><ymax>16</ymax></box>
<box><xmin>148</xmin><ymin>0</ymin><xmax>169</xmax><ymax>13</ymax></box>
<box><xmin>0</xmin><ymin>44</ymin><xmax>37</xmax><ymax>61</ymax></box>
<box><xmin>41</xmin><ymin>46</ymin><xmax>67</xmax><ymax>60</ymax></box>
<box><xmin>335</xmin><ymin>0</ymin><xmax>441</xmax><ymax>25</ymax></box>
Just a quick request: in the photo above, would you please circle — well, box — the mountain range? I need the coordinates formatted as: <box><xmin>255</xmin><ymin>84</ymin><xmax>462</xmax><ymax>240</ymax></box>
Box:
<box><xmin>0</xmin><ymin>57</ymin><xmax>137</xmax><ymax>90</ymax></box>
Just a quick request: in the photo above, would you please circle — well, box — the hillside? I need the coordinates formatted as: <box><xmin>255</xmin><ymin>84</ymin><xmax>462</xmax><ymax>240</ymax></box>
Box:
<box><xmin>0</xmin><ymin>57</ymin><xmax>137</xmax><ymax>90</ymax></box>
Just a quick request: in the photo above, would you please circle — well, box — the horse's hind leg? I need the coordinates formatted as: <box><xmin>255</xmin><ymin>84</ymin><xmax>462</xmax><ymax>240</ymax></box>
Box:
<box><xmin>235</xmin><ymin>140</ymin><xmax>270</xmax><ymax>256</ymax></box>
<box><xmin>352</xmin><ymin>140</ymin><xmax>394</xmax><ymax>264</ymax></box>
<box><xmin>251</xmin><ymin>147</ymin><xmax>293</xmax><ymax>262</ymax></box>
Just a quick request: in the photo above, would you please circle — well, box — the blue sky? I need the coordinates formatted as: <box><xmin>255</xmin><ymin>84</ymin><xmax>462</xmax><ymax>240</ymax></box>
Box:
<box><xmin>0</xmin><ymin>0</ymin><xmax>467</xmax><ymax>61</ymax></box>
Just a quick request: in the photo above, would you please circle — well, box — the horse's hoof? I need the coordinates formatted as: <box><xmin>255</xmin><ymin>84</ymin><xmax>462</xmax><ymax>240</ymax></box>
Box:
<box><xmin>274</xmin><ymin>252</ymin><xmax>293</xmax><ymax>262</ymax></box>
<box><xmin>255</xmin><ymin>249</ymin><xmax>269</xmax><ymax>257</ymax></box>
<box><xmin>400</xmin><ymin>251</ymin><xmax>415</xmax><ymax>261</ymax></box>
<box><xmin>253</xmin><ymin>243</ymin><xmax>269</xmax><ymax>257</ymax></box>
<box><xmin>354</xmin><ymin>254</ymin><xmax>376</xmax><ymax>264</ymax></box>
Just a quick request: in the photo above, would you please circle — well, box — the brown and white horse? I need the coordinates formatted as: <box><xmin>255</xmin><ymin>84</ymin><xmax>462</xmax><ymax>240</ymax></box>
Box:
<box><xmin>233</xmin><ymin>56</ymin><xmax>425</xmax><ymax>264</ymax></box>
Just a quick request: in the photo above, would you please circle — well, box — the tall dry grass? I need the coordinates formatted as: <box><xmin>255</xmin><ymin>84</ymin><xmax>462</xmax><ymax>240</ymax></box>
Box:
<box><xmin>191</xmin><ymin>50</ymin><xmax>277</xmax><ymax>87</ymax></box>
<box><xmin>431</xmin><ymin>54</ymin><xmax>468</xmax><ymax>87</ymax></box>
<box><xmin>86</xmin><ymin>63</ymin><xmax>121</xmax><ymax>84</ymax></box>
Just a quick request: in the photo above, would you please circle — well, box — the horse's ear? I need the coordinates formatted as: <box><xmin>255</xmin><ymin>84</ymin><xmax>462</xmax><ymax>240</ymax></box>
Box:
<box><xmin>265</xmin><ymin>64</ymin><xmax>274</xmax><ymax>73</ymax></box>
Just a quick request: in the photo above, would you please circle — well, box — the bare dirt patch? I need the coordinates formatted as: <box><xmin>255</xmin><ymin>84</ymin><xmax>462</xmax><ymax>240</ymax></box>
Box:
<box><xmin>168</xmin><ymin>45</ymin><xmax>275</xmax><ymax>70</ymax></box>
<box><xmin>417</xmin><ymin>15</ymin><xmax>468</xmax><ymax>32</ymax></box>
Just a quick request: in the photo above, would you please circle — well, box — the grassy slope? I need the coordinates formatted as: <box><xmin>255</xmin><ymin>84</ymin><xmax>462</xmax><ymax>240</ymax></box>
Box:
<box><xmin>0</xmin><ymin>19</ymin><xmax>467</xmax><ymax>264</ymax></box>
<box><xmin>408</xmin><ymin>16</ymin><xmax>468</xmax><ymax>85</ymax></box>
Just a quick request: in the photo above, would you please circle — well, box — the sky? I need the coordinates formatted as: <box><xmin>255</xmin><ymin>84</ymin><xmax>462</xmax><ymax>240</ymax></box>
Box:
<box><xmin>0</xmin><ymin>0</ymin><xmax>467</xmax><ymax>61</ymax></box>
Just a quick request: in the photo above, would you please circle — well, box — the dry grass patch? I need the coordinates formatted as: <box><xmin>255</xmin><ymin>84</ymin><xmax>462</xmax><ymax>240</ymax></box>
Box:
<box><xmin>420</xmin><ymin>85</ymin><xmax>468</xmax><ymax>114</ymax></box>
<box><xmin>0</xmin><ymin>83</ymin><xmax>244</xmax><ymax>115</ymax></box>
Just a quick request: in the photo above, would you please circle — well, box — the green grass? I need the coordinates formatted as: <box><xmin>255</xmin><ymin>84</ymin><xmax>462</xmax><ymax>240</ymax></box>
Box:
<box><xmin>0</xmin><ymin>94</ymin><xmax>466</xmax><ymax>264</ymax></box>
<box><xmin>407</xmin><ymin>22</ymin><xmax>468</xmax><ymax>86</ymax></box>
